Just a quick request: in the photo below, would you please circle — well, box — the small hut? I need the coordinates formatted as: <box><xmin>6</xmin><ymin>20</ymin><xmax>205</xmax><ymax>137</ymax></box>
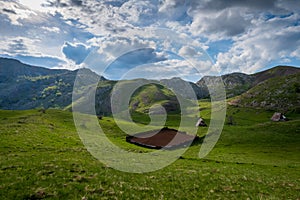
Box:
<box><xmin>271</xmin><ymin>112</ymin><xmax>287</xmax><ymax>122</ymax></box>
<box><xmin>196</xmin><ymin>117</ymin><xmax>207</xmax><ymax>127</ymax></box>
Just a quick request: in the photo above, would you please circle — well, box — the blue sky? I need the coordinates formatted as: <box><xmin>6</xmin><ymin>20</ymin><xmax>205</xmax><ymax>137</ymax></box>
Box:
<box><xmin>0</xmin><ymin>0</ymin><xmax>300</xmax><ymax>82</ymax></box>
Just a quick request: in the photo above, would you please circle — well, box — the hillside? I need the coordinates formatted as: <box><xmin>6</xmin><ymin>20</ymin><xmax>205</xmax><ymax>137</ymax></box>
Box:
<box><xmin>197</xmin><ymin>65</ymin><xmax>300</xmax><ymax>98</ymax></box>
<box><xmin>230</xmin><ymin>72</ymin><xmax>300</xmax><ymax>112</ymax></box>
<box><xmin>129</xmin><ymin>82</ymin><xmax>180</xmax><ymax>114</ymax></box>
<box><xmin>0</xmin><ymin>57</ymin><xmax>103</xmax><ymax>110</ymax></box>
<box><xmin>252</xmin><ymin>65</ymin><xmax>300</xmax><ymax>85</ymax></box>
<box><xmin>197</xmin><ymin>73</ymin><xmax>254</xmax><ymax>98</ymax></box>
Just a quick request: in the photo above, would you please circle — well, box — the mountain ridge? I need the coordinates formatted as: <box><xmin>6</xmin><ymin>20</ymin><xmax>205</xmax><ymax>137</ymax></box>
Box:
<box><xmin>197</xmin><ymin>65</ymin><xmax>300</xmax><ymax>98</ymax></box>
<box><xmin>1</xmin><ymin>57</ymin><xmax>299</xmax><ymax>113</ymax></box>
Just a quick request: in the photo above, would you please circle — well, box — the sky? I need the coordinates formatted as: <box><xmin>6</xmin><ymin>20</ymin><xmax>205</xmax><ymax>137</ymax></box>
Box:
<box><xmin>0</xmin><ymin>0</ymin><xmax>300</xmax><ymax>82</ymax></box>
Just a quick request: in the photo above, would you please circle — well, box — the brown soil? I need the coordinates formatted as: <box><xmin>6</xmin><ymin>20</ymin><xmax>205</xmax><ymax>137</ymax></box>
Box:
<box><xmin>126</xmin><ymin>127</ymin><xmax>197</xmax><ymax>149</ymax></box>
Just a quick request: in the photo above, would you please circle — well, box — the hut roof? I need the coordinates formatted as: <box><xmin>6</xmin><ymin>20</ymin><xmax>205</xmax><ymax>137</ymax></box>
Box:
<box><xmin>126</xmin><ymin>127</ymin><xmax>197</xmax><ymax>149</ymax></box>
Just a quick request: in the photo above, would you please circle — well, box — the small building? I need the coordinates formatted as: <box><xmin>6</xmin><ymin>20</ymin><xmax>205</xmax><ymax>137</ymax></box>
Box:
<box><xmin>196</xmin><ymin>117</ymin><xmax>207</xmax><ymax>127</ymax></box>
<box><xmin>271</xmin><ymin>112</ymin><xmax>287</xmax><ymax>122</ymax></box>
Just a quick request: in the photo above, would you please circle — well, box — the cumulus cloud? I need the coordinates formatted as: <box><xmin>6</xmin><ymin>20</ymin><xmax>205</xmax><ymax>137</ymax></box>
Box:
<box><xmin>215</xmin><ymin>13</ymin><xmax>300</xmax><ymax>74</ymax></box>
<box><xmin>8</xmin><ymin>39</ymin><xmax>28</xmax><ymax>54</ymax></box>
<box><xmin>179</xmin><ymin>46</ymin><xmax>199</xmax><ymax>57</ymax></box>
<box><xmin>186</xmin><ymin>0</ymin><xmax>291</xmax><ymax>41</ymax></box>
<box><xmin>1</xmin><ymin>36</ymin><xmax>41</xmax><ymax>56</ymax></box>
<box><xmin>1</xmin><ymin>0</ymin><xmax>300</xmax><ymax>81</ymax></box>
<box><xmin>0</xmin><ymin>1</ymin><xmax>38</xmax><ymax>26</ymax></box>
<box><xmin>158</xmin><ymin>0</ymin><xmax>191</xmax><ymax>22</ymax></box>
<box><xmin>190</xmin><ymin>7</ymin><xmax>252</xmax><ymax>40</ymax></box>
<box><xmin>0</xmin><ymin>36</ymin><xmax>65</xmax><ymax>67</ymax></box>
<box><xmin>0</xmin><ymin>1</ymin><xmax>95</xmax><ymax>68</ymax></box>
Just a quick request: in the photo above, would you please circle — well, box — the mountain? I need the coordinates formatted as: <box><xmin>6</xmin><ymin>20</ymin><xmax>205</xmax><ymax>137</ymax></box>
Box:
<box><xmin>197</xmin><ymin>66</ymin><xmax>300</xmax><ymax>98</ymax></box>
<box><xmin>0</xmin><ymin>57</ymin><xmax>68</xmax><ymax>78</ymax></box>
<box><xmin>1</xmin><ymin>57</ymin><xmax>299</xmax><ymax>114</ymax></box>
<box><xmin>0</xmin><ymin>57</ymin><xmax>103</xmax><ymax>110</ymax></box>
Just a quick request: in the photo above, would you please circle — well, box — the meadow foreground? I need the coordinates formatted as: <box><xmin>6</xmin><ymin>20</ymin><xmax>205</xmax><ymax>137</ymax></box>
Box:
<box><xmin>0</xmin><ymin>106</ymin><xmax>299</xmax><ymax>199</ymax></box>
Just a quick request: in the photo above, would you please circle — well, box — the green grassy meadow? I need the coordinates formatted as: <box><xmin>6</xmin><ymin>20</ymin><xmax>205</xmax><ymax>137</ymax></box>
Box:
<box><xmin>0</xmin><ymin>105</ymin><xmax>299</xmax><ymax>199</ymax></box>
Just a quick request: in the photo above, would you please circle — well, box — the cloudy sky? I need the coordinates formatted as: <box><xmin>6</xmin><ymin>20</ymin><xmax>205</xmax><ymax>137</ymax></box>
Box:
<box><xmin>1</xmin><ymin>0</ymin><xmax>300</xmax><ymax>82</ymax></box>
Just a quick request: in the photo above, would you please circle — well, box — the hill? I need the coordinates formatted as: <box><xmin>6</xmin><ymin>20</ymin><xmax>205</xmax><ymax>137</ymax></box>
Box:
<box><xmin>230</xmin><ymin>72</ymin><xmax>300</xmax><ymax>112</ymax></box>
<box><xmin>252</xmin><ymin>65</ymin><xmax>300</xmax><ymax>85</ymax></box>
<box><xmin>129</xmin><ymin>82</ymin><xmax>180</xmax><ymax>114</ymax></box>
<box><xmin>197</xmin><ymin>66</ymin><xmax>300</xmax><ymax>98</ymax></box>
<box><xmin>0</xmin><ymin>57</ymin><xmax>103</xmax><ymax>110</ymax></box>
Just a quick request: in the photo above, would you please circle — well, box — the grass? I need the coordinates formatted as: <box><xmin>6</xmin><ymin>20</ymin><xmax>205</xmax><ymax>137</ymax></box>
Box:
<box><xmin>0</xmin><ymin>107</ymin><xmax>299</xmax><ymax>199</ymax></box>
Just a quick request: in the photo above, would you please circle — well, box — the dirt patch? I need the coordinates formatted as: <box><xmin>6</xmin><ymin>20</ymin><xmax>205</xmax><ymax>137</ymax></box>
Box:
<box><xmin>126</xmin><ymin>127</ymin><xmax>197</xmax><ymax>149</ymax></box>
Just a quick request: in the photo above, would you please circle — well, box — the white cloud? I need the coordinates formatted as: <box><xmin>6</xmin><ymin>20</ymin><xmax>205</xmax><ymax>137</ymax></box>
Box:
<box><xmin>18</xmin><ymin>0</ymin><xmax>55</xmax><ymax>12</ymax></box>
<box><xmin>179</xmin><ymin>46</ymin><xmax>199</xmax><ymax>57</ymax></box>
<box><xmin>158</xmin><ymin>0</ymin><xmax>188</xmax><ymax>21</ymax></box>
<box><xmin>1</xmin><ymin>36</ymin><xmax>40</xmax><ymax>55</ymax></box>
<box><xmin>190</xmin><ymin>7</ymin><xmax>252</xmax><ymax>41</ymax></box>
<box><xmin>0</xmin><ymin>1</ymin><xmax>38</xmax><ymax>26</ymax></box>
<box><xmin>40</xmin><ymin>26</ymin><xmax>60</xmax><ymax>33</ymax></box>
<box><xmin>215</xmin><ymin>13</ymin><xmax>300</xmax><ymax>73</ymax></box>
<box><xmin>1</xmin><ymin>0</ymin><xmax>300</xmax><ymax>81</ymax></box>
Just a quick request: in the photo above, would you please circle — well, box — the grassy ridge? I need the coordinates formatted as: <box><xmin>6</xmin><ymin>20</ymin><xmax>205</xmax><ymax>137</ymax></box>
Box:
<box><xmin>0</xmin><ymin>108</ymin><xmax>299</xmax><ymax>199</ymax></box>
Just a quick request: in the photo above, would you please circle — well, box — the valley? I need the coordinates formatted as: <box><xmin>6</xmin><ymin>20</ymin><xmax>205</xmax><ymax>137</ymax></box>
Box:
<box><xmin>0</xmin><ymin>57</ymin><xmax>299</xmax><ymax>199</ymax></box>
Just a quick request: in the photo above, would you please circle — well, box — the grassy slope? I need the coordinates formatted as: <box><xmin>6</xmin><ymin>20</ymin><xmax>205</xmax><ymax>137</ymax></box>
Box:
<box><xmin>231</xmin><ymin>72</ymin><xmax>300</xmax><ymax>112</ymax></box>
<box><xmin>129</xmin><ymin>83</ymin><xmax>179</xmax><ymax>113</ymax></box>
<box><xmin>0</xmin><ymin>108</ymin><xmax>299</xmax><ymax>199</ymax></box>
